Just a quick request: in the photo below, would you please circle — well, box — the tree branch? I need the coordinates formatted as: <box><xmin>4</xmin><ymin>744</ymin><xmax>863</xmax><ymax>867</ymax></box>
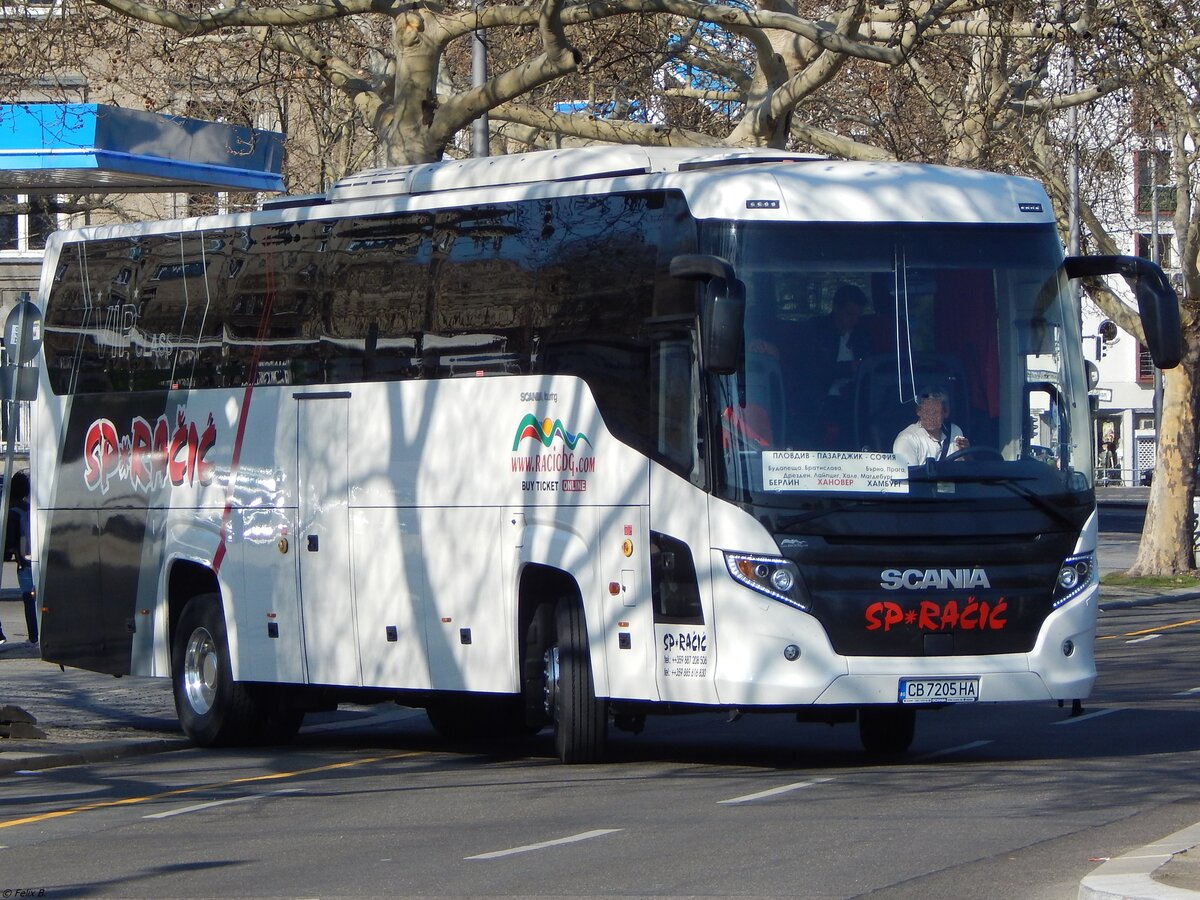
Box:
<box><xmin>789</xmin><ymin>122</ymin><xmax>894</xmax><ymax>160</ymax></box>
<box><xmin>490</xmin><ymin>100</ymin><xmax>722</xmax><ymax>146</ymax></box>
<box><xmin>663</xmin><ymin>87</ymin><xmax>741</xmax><ymax>102</ymax></box>
<box><xmin>765</xmin><ymin>0</ymin><xmax>864</xmax><ymax>122</ymax></box>
<box><xmin>85</xmin><ymin>0</ymin><xmax>410</xmax><ymax>36</ymax></box>
<box><xmin>432</xmin><ymin>0</ymin><xmax>580</xmax><ymax>144</ymax></box>
<box><xmin>263</xmin><ymin>28</ymin><xmax>385</xmax><ymax>126</ymax></box>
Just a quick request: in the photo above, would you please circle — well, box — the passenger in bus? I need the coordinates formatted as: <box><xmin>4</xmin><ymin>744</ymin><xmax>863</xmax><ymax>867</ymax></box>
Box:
<box><xmin>892</xmin><ymin>387</ymin><xmax>969</xmax><ymax>466</ymax></box>
<box><xmin>794</xmin><ymin>284</ymin><xmax>870</xmax><ymax>448</ymax></box>
<box><xmin>810</xmin><ymin>285</ymin><xmax>870</xmax><ymax>399</ymax></box>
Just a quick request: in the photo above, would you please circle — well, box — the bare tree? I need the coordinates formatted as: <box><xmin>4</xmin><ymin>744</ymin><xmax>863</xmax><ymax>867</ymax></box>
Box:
<box><xmin>71</xmin><ymin>0</ymin><xmax>1132</xmax><ymax>166</ymax></box>
<box><xmin>763</xmin><ymin>0</ymin><xmax>1199</xmax><ymax>576</ymax></box>
<box><xmin>8</xmin><ymin>0</ymin><xmax>1198</xmax><ymax>570</ymax></box>
<box><xmin>1006</xmin><ymin>4</ymin><xmax>1200</xmax><ymax>576</ymax></box>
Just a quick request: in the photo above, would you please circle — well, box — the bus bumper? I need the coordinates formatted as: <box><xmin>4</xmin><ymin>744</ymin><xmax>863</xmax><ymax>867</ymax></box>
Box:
<box><xmin>713</xmin><ymin>584</ymin><xmax>1098</xmax><ymax>707</ymax></box>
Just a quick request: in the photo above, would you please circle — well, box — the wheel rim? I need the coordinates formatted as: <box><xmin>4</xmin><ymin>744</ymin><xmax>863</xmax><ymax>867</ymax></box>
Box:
<box><xmin>183</xmin><ymin>626</ymin><xmax>219</xmax><ymax>715</ymax></box>
<box><xmin>543</xmin><ymin>645</ymin><xmax>560</xmax><ymax>720</ymax></box>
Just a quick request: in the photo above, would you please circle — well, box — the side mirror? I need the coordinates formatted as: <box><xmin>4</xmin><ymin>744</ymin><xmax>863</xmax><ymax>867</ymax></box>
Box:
<box><xmin>669</xmin><ymin>254</ymin><xmax>745</xmax><ymax>375</ymax></box>
<box><xmin>1064</xmin><ymin>255</ymin><xmax>1182</xmax><ymax>369</ymax></box>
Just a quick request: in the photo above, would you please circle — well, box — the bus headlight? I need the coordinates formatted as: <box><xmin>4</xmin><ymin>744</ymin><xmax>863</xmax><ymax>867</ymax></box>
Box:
<box><xmin>1053</xmin><ymin>553</ymin><xmax>1095</xmax><ymax>608</ymax></box>
<box><xmin>724</xmin><ymin>553</ymin><xmax>807</xmax><ymax>611</ymax></box>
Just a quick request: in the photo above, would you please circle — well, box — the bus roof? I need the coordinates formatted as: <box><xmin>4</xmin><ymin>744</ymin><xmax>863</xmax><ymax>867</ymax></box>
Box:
<box><xmin>48</xmin><ymin>148</ymin><xmax>1057</xmax><ymax>252</ymax></box>
<box><xmin>270</xmin><ymin>146</ymin><xmax>1056</xmax><ymax>227</ymax></box>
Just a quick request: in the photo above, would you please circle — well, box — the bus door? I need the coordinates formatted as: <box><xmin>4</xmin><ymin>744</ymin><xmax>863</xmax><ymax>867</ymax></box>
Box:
<box><xmin>646</xmin><ymin>332</ymin><xmax>716</xmax><ymax>705</ymax></box>
<box><xmin>296</xmin><ymin>391</ymin><xmax>361</xmax><ymax>686</ymax></box>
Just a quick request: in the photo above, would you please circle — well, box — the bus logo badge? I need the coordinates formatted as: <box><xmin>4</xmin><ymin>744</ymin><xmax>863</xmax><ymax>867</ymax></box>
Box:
<box><xmin>83</xmin><ymin>408</ymin><xmax>218</xmax><ymax>495</ymax></box>
<box><xmin>511</xmin><ymin>414</ymin><xmax>592</xmax><ymax>451</ymax></box>
<box><xmin>511</xmin><ymin>414</ymin><xmax>596</xmax><ymax>492</ymax></box>
<box><xmin>879</xmin><ymin>568</ymin><xmax>991</xmax><ymax>590</ymax></box>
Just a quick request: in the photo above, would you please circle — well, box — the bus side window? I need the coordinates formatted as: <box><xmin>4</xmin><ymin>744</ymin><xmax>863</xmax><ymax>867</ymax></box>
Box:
<box><xmin>652</xmin><ymin>336</ymin><xmax>700</xmax><ymax>480</ymax></box>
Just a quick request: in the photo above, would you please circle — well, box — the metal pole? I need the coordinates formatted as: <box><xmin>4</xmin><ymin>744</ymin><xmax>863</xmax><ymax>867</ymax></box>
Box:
<box><xmin>471</xmin><ymin>0</ymin><xmax>489</xmax><ymax>158</ymax></box>
<box><xmin>1151</xmin><ymin>142</ymin><xmax>1163</xmax><ymax>439</ymax></box>
<box><xmin>0</xmin><ymin>299</ymin><xmax>30</xmax><ymax>590</ymax></box>
<box><xmin>1067</xmin><ymin>86</ymin><xmax>1080</xmax><ymax>263</ymax></box>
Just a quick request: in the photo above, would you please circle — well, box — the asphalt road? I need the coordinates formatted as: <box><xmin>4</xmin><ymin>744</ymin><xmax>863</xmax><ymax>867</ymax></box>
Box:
<box><xmin>1</xmin><ymin>597</ymin><xmax>1198</xmax><ymax>899</ymax></box>
<box><xmin>1097</xmin><ymin>498</ymin><xmax>1148</xmax><ymax>573</ymax></box>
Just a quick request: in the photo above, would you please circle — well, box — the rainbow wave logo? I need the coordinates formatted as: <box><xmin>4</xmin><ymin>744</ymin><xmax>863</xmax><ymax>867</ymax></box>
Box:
<box><xmin>512</xmin><ymin>414</ymin><xmax>592</xmax><ymax>451</ymax></box>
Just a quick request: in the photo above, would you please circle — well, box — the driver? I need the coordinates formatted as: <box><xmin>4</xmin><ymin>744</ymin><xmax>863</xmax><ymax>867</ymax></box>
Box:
<box><xmin>892</xmin><ymin>386</ymin><xmax>969</xmax><ymax>466</ymax></box>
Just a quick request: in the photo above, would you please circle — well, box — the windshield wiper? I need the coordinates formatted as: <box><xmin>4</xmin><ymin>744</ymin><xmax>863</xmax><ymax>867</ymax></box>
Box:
<box><xmin>907</xmin><ymin>466</ymin><xmax>1077</xmax><ymax>528</ymax></box>
<box><xmin>773</xmin><ymin>499</ymin><xmax>878</xmax><ymax>532</ymax></box>
<box><xmin>906</xmin><ymin>469</ymin><xmax>1039</xmax><ymax>484</ymax></box>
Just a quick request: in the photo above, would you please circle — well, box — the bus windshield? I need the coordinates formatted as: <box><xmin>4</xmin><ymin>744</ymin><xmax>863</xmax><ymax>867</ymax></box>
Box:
<box><xmin>702</xmin><ymin>221</ymin><xmax>1091</xmax><ymax>506</ymax></box>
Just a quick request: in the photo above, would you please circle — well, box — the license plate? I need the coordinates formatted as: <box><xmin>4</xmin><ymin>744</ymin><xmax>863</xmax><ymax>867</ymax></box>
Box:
<box><xmin>898</xmin><ymin>677</ymin><xmax>979</xmax><ymax>704</ymax></box>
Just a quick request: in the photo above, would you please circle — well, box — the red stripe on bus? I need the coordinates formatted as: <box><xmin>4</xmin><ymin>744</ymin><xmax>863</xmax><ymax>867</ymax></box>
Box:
<box><xmin>214</xmin><ymin>260</ymin><xmax>278</xmax><ymax>573</ymax></box>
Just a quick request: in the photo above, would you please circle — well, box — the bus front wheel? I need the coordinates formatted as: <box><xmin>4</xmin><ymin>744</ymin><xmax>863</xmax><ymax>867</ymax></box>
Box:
<box><xmin>172</xmin><ymin>593</ymin><xmax>260</xmax><ymax>747</ymax></box>
<box><xmin>859</xmin><ymin>707</ymin><xmax>916</xmax><ymax>755</ymax></box>
<box><xmin>545</xmin><ymin>599</ymin><xmax>607</xmax><ymax>763</ymax></box>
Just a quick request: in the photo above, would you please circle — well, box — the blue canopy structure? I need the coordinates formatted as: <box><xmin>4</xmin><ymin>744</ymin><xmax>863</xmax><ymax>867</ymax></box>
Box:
<box><xmin>0</xmin><ymin>103</ymin><xmax>284</xmax><ymax>193</ymax></box>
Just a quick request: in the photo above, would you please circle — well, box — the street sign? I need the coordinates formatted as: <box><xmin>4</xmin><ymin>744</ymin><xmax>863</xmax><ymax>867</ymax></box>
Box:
<box><xmin>5</xmin><ymin>299</ymin><xmax>42</xmax><ymax>366</ymax></box>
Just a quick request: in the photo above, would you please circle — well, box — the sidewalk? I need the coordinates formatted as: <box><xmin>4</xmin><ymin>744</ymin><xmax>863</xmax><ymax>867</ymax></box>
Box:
<box><xmin>1077</xmin><ymin>579</ymin><xmax>1200</xmax><ymax>898</ymax></box>
<box><xmin>1</xmin><ymin>577</ymin><xmax>1199</xmax><ymax>897</ymax></box>
<box><xmin>0</xmin><ymin>586</ymin><xmax>187</xmax><ymax>775</ymax></box>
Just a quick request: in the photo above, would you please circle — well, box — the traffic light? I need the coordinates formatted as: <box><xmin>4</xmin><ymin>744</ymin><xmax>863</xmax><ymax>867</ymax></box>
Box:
<box><xmin>1097</xmin><ymin>320</ymin><xmax>1118</xmax><ymax>358</ymax></box>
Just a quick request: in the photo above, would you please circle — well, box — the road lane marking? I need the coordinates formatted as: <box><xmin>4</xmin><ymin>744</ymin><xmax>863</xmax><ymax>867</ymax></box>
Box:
<box><xmin>143</xmin><ymin>788</ymin><xmax>303</xmax><ymax>819</ymax></box>
<box><xmin>915</xmin><ymin>740</ymin><xmax>992</xmax><ymax>761</ymax></box>
<box><xmin>1126</xmin><ymin>634</ymin><xmax>1162</xmax><ymax>644</ymax></box>
<box><xmin>1052</xmin><ymin>707</ymin><xmax>1121</xmax><ymax>726</ymax></box>
<box><xmin>718</xmin><ymin>777</ymin><xmax>834</xmax><ymax>805</ymax></box>
<box><xmin>0</xmin><ymin>752</ymin><xmax>422</xmax><ymax>830</ymax></box>
<box><xmin>1100</xmin><ymin>617</ymin><xmax>1200</xmax><ymax>640</ymax></box>
<box><xmin>466</xmin><ymin>829</ymin><xmax>622</xmax><ymax>860</ymax></box>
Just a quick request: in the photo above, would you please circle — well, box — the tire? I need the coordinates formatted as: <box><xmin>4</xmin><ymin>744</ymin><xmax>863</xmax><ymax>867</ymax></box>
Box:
<box><xmin>172</xmin><ymin>593</ymin><xmax>261</xmax><ymax>747</ymax></box>
<box><xmin>521</xmin><ymin>603</ymin><xmax>554</xmax><ymax>732</ymax></box>
<box><xmin>859</xmin><ymin>706</ymin><xmax>916</xmax><ymax>755</ymax></box>
<box><xmin>547</xmin><ymin>599</ymin><xmax>607</xmax><ymax>764</ymax></box>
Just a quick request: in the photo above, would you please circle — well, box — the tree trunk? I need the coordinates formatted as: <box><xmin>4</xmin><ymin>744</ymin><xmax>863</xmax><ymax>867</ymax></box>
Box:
<box><xmin>377</xmin><ymin>11</ymin><xmax>445</xmax><ymax>166</ymax></box>
<box><xmin>1128</xmin><ymin>318</ymin><xmax>1200</xmax><ymax>576</ymax></box>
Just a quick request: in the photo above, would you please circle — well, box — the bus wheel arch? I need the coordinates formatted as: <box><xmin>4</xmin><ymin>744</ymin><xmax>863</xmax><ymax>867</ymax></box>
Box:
<box><xmin>166</xmin><ymin>559</ymin><xmax>222</xmax><ymax>664</ymax></box>
<box><xmin>517</xmin><ymin>565</ymin><xmax>572</xmax><ymax>732</ymax></box>
<box><xmin>518</xmin><ymin>565</ymin><xmax>608</xmax><ymax>762</ymax></box>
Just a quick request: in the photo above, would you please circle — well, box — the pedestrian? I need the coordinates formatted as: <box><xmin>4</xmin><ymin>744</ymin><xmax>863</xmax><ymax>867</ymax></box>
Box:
<box><xmin>6</xmin><ymin>471</ymin><xmax>35</xmax><ymax>644</ymax></box>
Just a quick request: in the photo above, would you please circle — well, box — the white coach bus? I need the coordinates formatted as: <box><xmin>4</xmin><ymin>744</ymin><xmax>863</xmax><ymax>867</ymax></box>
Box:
<box><xmin>31</xmin><ymin>147</ymin><xmax>1180</xmax><ymax>762</ymax></box>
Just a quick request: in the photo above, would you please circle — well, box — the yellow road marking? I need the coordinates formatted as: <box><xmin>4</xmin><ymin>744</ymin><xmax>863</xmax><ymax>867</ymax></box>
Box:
<box><xmin>0</xmin><ymin>751</ymin><xmax>420</xmax><ymax>830</ymax></box>
<box><xmin>1100</xmin><ymin>617</ymin><xmax>1200</xmax><ymax>640</ymax></box>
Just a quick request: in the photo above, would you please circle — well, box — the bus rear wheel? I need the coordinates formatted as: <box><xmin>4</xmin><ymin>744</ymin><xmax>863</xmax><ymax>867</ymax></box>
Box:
<box><xmin>858</xmin><ymin>707</ymin><xmax>916</xmax><ymax>755</ymax></box>
<box><xmin>545</xmin><ymin>599</ymin><xmax>607</xmax><ymax>764</ymax></box>
<box><xmin>172</xmin><ymin>593</ymin><xmax>261</xmax><ymax>747</ymax></box>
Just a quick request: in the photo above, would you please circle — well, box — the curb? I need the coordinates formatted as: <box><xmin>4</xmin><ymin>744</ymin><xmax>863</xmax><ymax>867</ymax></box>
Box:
<box><xmin>1079</xmin><ymin>823</ymin><xmax>1200</xmax><ymax>900</ymax></box>
<box><xmin>0</xmin><ymin>737</ymin><xmax>191</xmax><ymax>776</ymax></box>
<box><xmin>1080</xmin><ymin>586</ymin><xmax>1200</xmax><ymax>899</ymax></box>
<box><xmin>1100</xmin><ymin>590</ymin><xmax>1200</xmax><ymax>611</ymax></box>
